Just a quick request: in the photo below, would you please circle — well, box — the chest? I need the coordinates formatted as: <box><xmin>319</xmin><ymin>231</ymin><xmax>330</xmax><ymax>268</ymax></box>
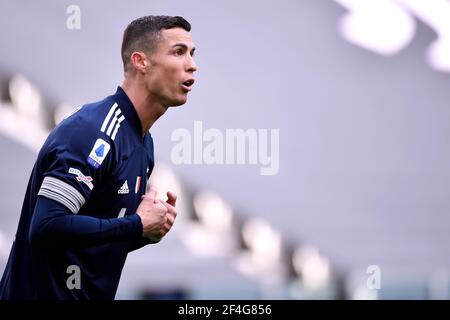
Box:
<box><xmin>83</xmin><ymin>144</ymin><xmax>154</xmax><ymax>218</ymax></box>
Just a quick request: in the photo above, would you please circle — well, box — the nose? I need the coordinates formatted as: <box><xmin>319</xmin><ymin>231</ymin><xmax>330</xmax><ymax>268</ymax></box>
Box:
<box><xmin>186</xmin><ymin>55</ymin><xmax>197</xmax><ymax>73</ymax></box>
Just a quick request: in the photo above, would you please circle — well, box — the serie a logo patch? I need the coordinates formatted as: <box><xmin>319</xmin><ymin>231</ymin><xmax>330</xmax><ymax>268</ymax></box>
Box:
<box><xmin>87</xmin><ymin>138</ymin><xmax>111</xmax><ymax>168</ymax></box>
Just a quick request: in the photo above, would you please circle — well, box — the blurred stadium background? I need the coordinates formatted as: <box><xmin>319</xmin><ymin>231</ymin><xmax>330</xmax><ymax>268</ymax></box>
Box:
<box><xmin>1</xmin><ymin>0</ymin><xmax>450</xmax><ymax>299</ymax></box>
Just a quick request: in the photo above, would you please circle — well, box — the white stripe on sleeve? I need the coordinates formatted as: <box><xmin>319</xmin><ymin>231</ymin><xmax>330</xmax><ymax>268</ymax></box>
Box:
<box><xmin>38</xmin><ymin>176</ymin><xmax>86</xmax><ymax>214</ymax></box>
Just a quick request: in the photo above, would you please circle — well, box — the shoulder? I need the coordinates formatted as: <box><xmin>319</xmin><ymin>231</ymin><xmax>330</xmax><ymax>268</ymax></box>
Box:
<box><xmin>48</xmin><ymin>95</ymin><xmax>125</xmax><ymax>146</ymax></box>
<box><xmin>43</xmin><ymin>97</ymin><xmax>119</xmax><ymax>159</ymax></box>
<box><xmin>60</xmin><ymin>98</ymin><xmax>116</xmax><ymax>134</ymax></box>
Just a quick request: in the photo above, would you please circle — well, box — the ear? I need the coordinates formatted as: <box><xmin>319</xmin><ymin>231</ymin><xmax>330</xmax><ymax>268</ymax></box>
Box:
<box><xmin>130</xmin><ymin>52</ymin><xmax>149</xmax><ymax>73</ymax></box>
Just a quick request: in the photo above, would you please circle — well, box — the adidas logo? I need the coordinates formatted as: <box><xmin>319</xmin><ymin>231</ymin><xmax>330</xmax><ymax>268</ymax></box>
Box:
<box><xmin>118</xmin><ymin>180</ymin><xmax>129</xmax><ymax>194</ymax></box>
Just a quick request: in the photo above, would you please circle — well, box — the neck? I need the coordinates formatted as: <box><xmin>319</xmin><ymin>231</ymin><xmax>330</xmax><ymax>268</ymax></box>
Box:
<box><xmin>121</xmin><ymin>77</ymin><xmax>167</xmax><ymax>136</ymax></box>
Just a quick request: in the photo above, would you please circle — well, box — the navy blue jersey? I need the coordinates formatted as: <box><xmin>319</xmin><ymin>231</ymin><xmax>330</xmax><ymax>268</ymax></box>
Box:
<box><xmin>0</xmin><ymin>86</ymin><xmax>155</xmax><ymax>300</ymax></box>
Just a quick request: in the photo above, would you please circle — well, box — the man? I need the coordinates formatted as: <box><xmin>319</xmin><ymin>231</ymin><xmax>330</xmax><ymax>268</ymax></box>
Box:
<box><xmin>0</xmin><ymin>15</ymin><xmax>197</xmax><ymax>300</ymax></box>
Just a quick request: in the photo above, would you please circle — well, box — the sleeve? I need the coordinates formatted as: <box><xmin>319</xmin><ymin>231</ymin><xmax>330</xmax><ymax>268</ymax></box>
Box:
<box><xmin>29</xmin><ymin>196</ymin><xmax>143</xmax><ymax>248</ymax></box>
<box><xmin>30</xmin><ymin>115</ymin><xmax>144</xmax><ymax>247</ymax></box>
<box><xmin>38</xmin><ymin>115</ymin><xmax>112</xmax><ymax>213</ymax></box>
<box><xmin>127</xmin><ymin>237</ymin><xmax>157</xmax><ymax>253</ymax></box>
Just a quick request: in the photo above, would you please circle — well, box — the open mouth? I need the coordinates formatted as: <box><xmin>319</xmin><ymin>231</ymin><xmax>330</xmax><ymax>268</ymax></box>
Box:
<box><xmin>181</xmin><ymin>79</ymin><xmax>195</xmax><ymax>91</ymax></box>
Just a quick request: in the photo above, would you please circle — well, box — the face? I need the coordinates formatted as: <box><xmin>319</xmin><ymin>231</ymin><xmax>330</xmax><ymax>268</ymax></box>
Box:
<box><xmin>144</xmin><ymin>28</ymin><xmax>197</xmax><ymax>107</ymax></box>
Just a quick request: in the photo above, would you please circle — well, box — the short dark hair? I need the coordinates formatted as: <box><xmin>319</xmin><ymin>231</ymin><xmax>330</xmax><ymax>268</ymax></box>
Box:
<box><xmin>121</xmin><ymin>15</ymin><xmax>191</xmax><ymax>73</ymax></box>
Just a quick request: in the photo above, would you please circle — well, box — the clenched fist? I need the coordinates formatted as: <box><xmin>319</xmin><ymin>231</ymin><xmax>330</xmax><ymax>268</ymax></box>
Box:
<box><xmin>159</xmin><ymin>191</ymin><xmax>178</xmax><ymax>239</ymax></box>
<box><xmin>136</xmin><ymin>187</ymin><xmax>168</xmax><ymax>240</ymax></box>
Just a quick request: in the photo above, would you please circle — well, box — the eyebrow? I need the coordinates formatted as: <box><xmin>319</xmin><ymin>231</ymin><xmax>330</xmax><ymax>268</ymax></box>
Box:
<box><xmin>172</xmin><ymin>43</ymin><xmax>196</xmax><ymax>54</ymax></box>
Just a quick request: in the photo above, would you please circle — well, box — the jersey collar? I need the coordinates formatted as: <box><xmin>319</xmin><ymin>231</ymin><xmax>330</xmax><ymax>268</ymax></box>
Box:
<box><xmin>114</xmin><ymin>86</ymin><xmax>145</xmax><ymax>139</ymax></box>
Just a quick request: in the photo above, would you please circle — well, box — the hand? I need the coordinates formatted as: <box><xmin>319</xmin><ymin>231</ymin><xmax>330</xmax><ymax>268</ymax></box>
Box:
<box><xmin>159</xmin><ymin>191</ymin><xmax>178</xmax><ymax>238</ymax></box>
<box><xmin>136</xmin><ymin>187</ymin><xmax>168</xmax><ymax>240</ymax></box>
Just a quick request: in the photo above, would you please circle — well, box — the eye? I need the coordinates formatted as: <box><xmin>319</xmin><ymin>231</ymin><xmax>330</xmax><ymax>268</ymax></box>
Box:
<box><xmin>174</xmin><ymin>49</ymin><xmax>184</xmax><ymax>56</ymax></box>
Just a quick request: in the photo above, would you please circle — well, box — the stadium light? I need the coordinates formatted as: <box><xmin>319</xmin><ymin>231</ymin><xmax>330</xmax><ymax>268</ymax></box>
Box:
<box><xmin>397</xmin><ymin>0</ymin><xmax>450</xmax><ymax>72</ymax></box>
<box><xmin>233</xmin><ymin>217</ymin><xmax>284</xmax><ymax>279</ymax></box>
<box><xmin>0</xmin><ymin>74</ymin><xmax>48</xmax><ymax>153</ymax></box>
<box><xmin>334</xmin><ymin>0</ymin><xmax>450</xmax><ymax>73</ymax></box>
<box><xmin>291</xmin><ymin>245</ymin><xmax>331</xmax><ymax>290</ymax></box>
<box><xmin>9</xmin><ymin>74</ymin><xmax>42</xmax><ymax>118</ymax></box>
<box><xmin>178</xmin><ymin>190</ymin><xmax>237</xmax><ymax>257</ymax></box>
<box><xmin>335</xmin><ymin>0</ymin><xmax>415</xmax><ymax>56</ymax></box>
<box><xmin>192</xmin><ymin>190</ymin><xmax>233</xmax><ymax>231</ymax></box>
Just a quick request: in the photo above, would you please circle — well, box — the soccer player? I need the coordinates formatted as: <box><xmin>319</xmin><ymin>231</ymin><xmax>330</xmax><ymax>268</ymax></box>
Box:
<box><xmin>0</xmin><ymin>15</ymin><xmax>197</xmax><ymax>300</ymax></box>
